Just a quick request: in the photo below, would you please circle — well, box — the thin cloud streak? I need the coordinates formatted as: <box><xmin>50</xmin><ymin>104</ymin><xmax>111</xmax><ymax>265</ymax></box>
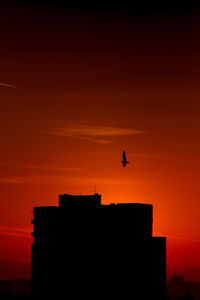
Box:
<box><xmin>0</xmin><ymin>175</ymin><xmax>154</xmax><ymax>186</ymax></box>
<box><xmin>155</xmin><ymin>232</ymin><xmax>200</xmax><ymax>244</ymax></box>
<box><xmin>0</xmin><ymin>82</ymin><xmax>19</xmax><ymax>89</ymax></box>
<box><xmin>0</xmin><ymin>226</ymin><xmax>31</xmax><ymax>237</ymax></box>
<box><xmin>48</xmin><ymin>125</ymin><xmax>146</xmax><ymax>144</ymax></box>
<box><xmin>71</xmin><ymin>135</ymin><xmax>112</xmax><ymax>144</ymax></box>
<box><xmin>0</xmin><ymin>162</ymin><xmax>80</xmax><ymax>172</ymax></box>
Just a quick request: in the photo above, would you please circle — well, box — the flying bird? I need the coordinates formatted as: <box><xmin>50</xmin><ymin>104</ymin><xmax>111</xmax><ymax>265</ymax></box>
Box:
<box><xmin>121</xmin><ymin>151</ymin><xmax>129</xmax><ymax>167</ymax></box>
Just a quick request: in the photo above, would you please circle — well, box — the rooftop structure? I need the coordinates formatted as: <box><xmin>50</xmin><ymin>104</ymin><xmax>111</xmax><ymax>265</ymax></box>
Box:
<box><xmin>31</xmin><ymin>193</ymin><xmax>166</xmax><ymax>299</ymax></box>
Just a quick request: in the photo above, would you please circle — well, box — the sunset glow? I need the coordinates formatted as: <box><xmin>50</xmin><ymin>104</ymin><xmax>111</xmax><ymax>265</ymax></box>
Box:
<box><xmin>0</xmin><ymin>2</ymin><xmax>200</xmax><ymax>282</ymax></box>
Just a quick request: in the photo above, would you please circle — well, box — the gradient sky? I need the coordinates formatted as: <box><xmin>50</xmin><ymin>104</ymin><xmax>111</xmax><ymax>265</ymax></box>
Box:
<box><xmin>0</xmin><ymin>1</ymin><xmax>200</xmax><ymax>281</ymax></box>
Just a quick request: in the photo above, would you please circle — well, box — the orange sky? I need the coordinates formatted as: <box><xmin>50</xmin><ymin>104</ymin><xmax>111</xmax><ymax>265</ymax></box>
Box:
<box><xmin>0</xmin><ymin>2</ymin><xmax>200</xmax><ymax>281</ymax></box>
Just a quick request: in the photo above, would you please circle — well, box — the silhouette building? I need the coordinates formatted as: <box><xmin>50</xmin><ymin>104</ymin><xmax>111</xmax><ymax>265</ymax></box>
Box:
<box><xmin>31</xmin><ymin>193</ymin><xmax>166</xmax><ymax>299</ymax></box>
<box><xmin>167</xmin><ymin>275</ymin><xmax>200</xmax><ymax>300</ymax></box>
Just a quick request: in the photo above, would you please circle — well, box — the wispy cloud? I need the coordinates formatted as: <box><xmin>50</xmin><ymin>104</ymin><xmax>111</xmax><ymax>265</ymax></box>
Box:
<box><xmin>0</xmin><ymin>175</ymin><xmax>77</xmax><ymax>185</ymax></box>
<box><xmin>0</xmin><ymin>226</ymin><xmax>31</xmax><ymax>237</ymax></box>
<box><xmin>0</xmin><ymin>82</ymin><xmax>19</xmax><ymax>89</ymax></box>
<box><xmin>48</xmin><ymin>125</ymin><xmax>145</xmax><ymax>144</ymax></box>
<box><xmin>0</xmin><ymin>226</ymin><xmax>31</xmax><ymax>248</ymax></box>
<box><xmin>0</xmin><ymin>175</ymin><xmax>153</xmax><ymax>186</ymax></box>
<box><xmin>154</xmin><ymin>232</ymin><xmax>200</xmax><ymax>244</ymax></box>
<box><xmin>0</xmin><ymin>162</ymin><xmax>79</xmax><ymax>172</ymax></box>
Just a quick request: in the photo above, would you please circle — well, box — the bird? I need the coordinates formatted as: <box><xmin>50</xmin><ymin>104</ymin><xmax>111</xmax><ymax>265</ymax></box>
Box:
<box><xmin>121</xmin><ymin>151</ymin><xmax>129</xmax><ymax>167</ymax></box>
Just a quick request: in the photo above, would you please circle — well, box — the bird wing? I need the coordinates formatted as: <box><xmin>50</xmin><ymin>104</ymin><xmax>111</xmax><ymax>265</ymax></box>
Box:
<box><xmin>123</xmin><ymin>151</ymin><xmax>126</xmax><ymax>161</ymax></box>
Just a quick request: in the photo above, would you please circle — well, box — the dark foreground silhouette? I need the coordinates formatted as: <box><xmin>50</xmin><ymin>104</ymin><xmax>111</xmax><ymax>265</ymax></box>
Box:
<box><xmin>167</xmin><ymin>276</ymin><xmax>200</xmax><ymax>300</ymax></box>
<box><xmin>31</xmin><ymin>193</ymin><xmax>166</xmax><ymax>299</ymax></box>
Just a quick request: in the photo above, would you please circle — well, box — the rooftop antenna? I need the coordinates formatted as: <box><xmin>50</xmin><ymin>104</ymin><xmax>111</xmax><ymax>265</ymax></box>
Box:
<box><xmin>94</xmin><ymin>184</ymin><xmax>97</xmax><ymax>194</ymax></box>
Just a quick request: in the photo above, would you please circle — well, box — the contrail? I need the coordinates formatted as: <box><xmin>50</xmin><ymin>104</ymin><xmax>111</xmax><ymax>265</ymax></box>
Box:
<box><xmin>0</xmin><ymin>82</ymin><xmax>19</xmax><ymax>89</ymax></box>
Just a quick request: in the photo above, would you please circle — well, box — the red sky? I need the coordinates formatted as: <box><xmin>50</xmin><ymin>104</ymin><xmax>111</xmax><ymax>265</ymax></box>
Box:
<box><xmin>0</xmin><ymin>2</ymin><xmax>200</xmax><ymax>281</ymax></box>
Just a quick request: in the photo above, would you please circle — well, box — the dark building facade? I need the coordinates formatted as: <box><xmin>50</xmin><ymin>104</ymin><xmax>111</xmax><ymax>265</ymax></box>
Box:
<box><xmin>31</xmin><ymin>193</ymin><xmax>166</xmax><ymax>299</ymax></box>
<box><xmin>167</xmin><ymin>276</ymin><xmax>200</xmax><ymax>300</ymax></box>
